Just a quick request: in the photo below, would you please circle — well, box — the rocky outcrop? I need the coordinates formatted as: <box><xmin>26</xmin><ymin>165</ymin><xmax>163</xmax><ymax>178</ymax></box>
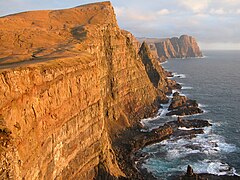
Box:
<box><xmin>139</xmin><ymin>35</ymin><xmax>202</xmax><ymax>60</ymax></box>
<box><xmin>113</xmin><ymin>118</ymin><xmax>212</xmax><ymax>179</ymax></box>
<box><xmin>0</xmin><ymin>2</ymin><xmax>173</xmax><ymax>179</ymax></box>
<box><xmin>167</xmin><ymin>92</ymin><xmax>203</xmax><ymax>116</ymax></box>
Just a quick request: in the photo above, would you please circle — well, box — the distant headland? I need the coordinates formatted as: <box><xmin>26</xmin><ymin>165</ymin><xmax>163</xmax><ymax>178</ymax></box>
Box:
<box><xmin>138</xmin><ymin>35</ymin><xmax>203</xmax><ymax>61</ymax></box>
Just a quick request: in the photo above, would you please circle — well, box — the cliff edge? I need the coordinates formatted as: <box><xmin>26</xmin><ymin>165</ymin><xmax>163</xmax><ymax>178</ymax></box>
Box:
<box><xmin>0</xmin><ymin>2</ymin><xmax>172</xmax><ymax>179</ymax></box>
<box><xmin>138</xmin><ymin>35</ymin><xmax>203</xmax><ymax>60</ymax></box>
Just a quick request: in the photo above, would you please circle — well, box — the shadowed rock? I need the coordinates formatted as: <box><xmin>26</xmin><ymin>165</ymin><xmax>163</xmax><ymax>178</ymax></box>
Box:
<box><xmin>138</xmin><ymin>42</ymin><xmax>182</xmax><ymax>96</ymax></box>
<box><xmin>167</xmin><ymin>92</ymin><xmax>203</xmax><ymax>116</ymax></box>
<box><xmin>186</xmin><ymin>165</ymin><xmax>194</xmax><ymax>176</ymax></box>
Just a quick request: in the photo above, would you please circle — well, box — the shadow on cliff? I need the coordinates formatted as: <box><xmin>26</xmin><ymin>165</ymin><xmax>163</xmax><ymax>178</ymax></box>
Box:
<box><xmin>71</xmin><ymin>26</ymin><xmax>87</xmax><ymax>41</ymax></box>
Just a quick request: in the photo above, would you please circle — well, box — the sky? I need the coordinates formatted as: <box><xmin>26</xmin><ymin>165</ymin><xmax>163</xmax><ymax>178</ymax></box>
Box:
<box><xmin>0</xmin><ymin>0</ymin><xmax>240</xmax><ymax>50</ymax></box>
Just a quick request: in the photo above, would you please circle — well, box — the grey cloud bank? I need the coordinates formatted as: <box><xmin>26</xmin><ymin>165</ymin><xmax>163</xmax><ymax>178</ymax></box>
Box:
<box><xmin>0</xmin><ymin>0</ymin><xmax>240</xmax><ymax>50</ymax></box>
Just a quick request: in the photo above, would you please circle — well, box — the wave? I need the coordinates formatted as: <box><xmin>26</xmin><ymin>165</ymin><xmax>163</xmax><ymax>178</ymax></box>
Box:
<box><xmin>167</xmin><ymin>89</ymin><xmax>181</xmax><ymax>98</ymax></box>
<box><xmin>170</xmin><ymin>111</ymin><xmax>206</xmax><ymax>118</ymax></box>
<box><xmin>188</xmin><ymin>160</ymin><xmax>238</xmax><ymax>176</ymax></box>
<box><xmin>139</xmin><ymin>61</ymin><xmax>239</xmax><ymax>177</ymax></box>
<box><xmin>140</xmin><ymin>103</ymin><xmax>171</xmax><ymax>131</ymax></box>
<box><xmin>199</xmin><ymin>103</ymin><xmax>208</xmax><ymax>108</ymax></box>
<box><xmin>141</xmin><ymin>121</ymin><xmax>239</xmax><ymax>177</ymax></box>
<box><xmin>178</xmin><ymin>127</ymin><xmax>196</xmax><ymax>131</ymax></box>
<box><xmin>178</xmin><ymin>74</ymin><xmax>186</xmax><ymax>79</ymax></box>
<box><xmin>140</xmin><ymin>116</ymin><xmax>162</xmax><ymax>132</ymax></box>
<box><xmin>172</xmin><ymin>72</ymin><xmax>186</xmax><ymax>79</ymax></box>
<box><xmin>181</xmin><ymin>86</ymin><xmax>193</xmax><ymax>90</ymax></box>
<box><xmin>198</xmin><ymin>55</ymin><xmax>207</xmax><ymax>59</ymax></box>
<box><xmin>160</xmin><ymin>61</ymin><xmax>168</xmax><ymax>65</ymax></box>
<box><xmin>170</xmin><ymin>106</ymin><xmax>209</xmax><ymax>118</ymax></box>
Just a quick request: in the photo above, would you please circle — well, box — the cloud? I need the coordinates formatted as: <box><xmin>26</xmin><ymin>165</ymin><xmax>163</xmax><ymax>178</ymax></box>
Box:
<box><xmin>209</xmin><ymin>8</ymin><xmax>240</xmax><ymax>15</ymax></box>
<box><xmin>116</xmin><ymin>7</ymin><xmax>171</xmax><ymax>22</ymax></box>
<box><xmin>157</xmin><ymin>9</ymin><xmax>171</xmax><ymax>15</ymax></box>
<box><xmin>178</xmin><ymin>0</ymin><xmax>210</xmax><ymax>13</ymax></box>
<box><xmin>115</xmin><ymin>7</ymin><xmax>124</xmax><ymax>16</ymax></box>
<box><xmin>115</xmin><ymin>7</ymin><xmax>156</xmax><ymax>21</ymax></box>
<box><xmin>0</xmin><ymin>0</ymin><xmax>240</xmax><ymax>49</ymax></box>
<box><xmin>223</xmin><ymin>0</ymin><xmax>240</xmax><ymax>5</ymax></box>
<box><xmin>199</xmin><ymin>42</ymin><xmax>240</xmax><ymax>50</ymax></box>
<box><xmin>210</xmin><ymin>8</ymin><xmax>226</xmax><ymax>15</ymax></box>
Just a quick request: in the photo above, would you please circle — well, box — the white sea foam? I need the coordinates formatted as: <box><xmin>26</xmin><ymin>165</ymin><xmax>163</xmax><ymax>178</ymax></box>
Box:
<box><xmin>139</xmin><ymin>55</ymin><xmax>240</xmax><ymax>178</ymax></box>
<box><xmin>203</xmin><ymin>126</ymin><xmax>212</xmax><ymax>134</ymax></box>
<box><xmin>178</xmin><ymin>74</ymin><xmax>186</xmax><ymax>78</ymax></box>
<box><xmin>140</xmin><ymin>116</ymin><xmax>161</xmax><ymax>132</ymax></box>
<box><xmin>166</xmin><ymin>149</ymin><xmax>180</xmax><ymax>159</ymax></box>
<box><xmin>172</xmin><ymin>72</ymin><xmax>186</xmax><ymax>79</ymax></box>
<box><xmin>203</xmin><ymin>161</ymin><xmax>235</xmax><ymax>176</ymax></box>
<box><xmin>181</xmin><ymin>160</ymin><xmax>234</xmax><ymax>176</ymax></box>
<box><xmin>160</xmin><ymin>61</ymin><xmax>168</xmax><ymax>65</ymax></box>
<box><xmin>199</xmin><ymin>104</ymin><xmax>210</xmax><ymax>109</ymax></box>
<box><xmin>172</xmin><ymin>73</ymin><xmax>186</xmax><ymax>79</ymax></box>
<box><xmin>171</xmin><ymin>111</ymin><xmax>204</xmax><ymax>118</ymax></box>
<box><xmin>199</xmin><ymin>55</ymin><xmax>207</xmax><ymax>59</ymax></box>
<box><xmin>202</xmin><ymin>109</ymin><xmax>209</xmax><ymax>114</ymax></box>
<box><xmin>140</xmin><ymin>107</ymin><xmax>170</xmax><ymax>131</ymax></box>
<box><xmin>167</xmin><ymin>89</ymin><xmax>180</xmax><ymax>98</ymax></box>
<box><xmin>181</xmin><ymin>86</ymin><xmax>193</xmax><ymax>90</ymax></box>
<box><xmin>218</xmin><ymin>142</ymin><xmax>237</xmax><ymax>153</ymax></box>
<box><xmin>196</xmin><ymin>132</ymin><xmax>237</xmax><ymax>154</ymax></box>
<box><xmin>142</xmin><ymin>123</ymin><xmax>239</xmax><ymax>176</ymax></box>
<box><xmin>178</xmin><ymin>127</ymin><xmax>195</xmax><ymax>131</ymax></box>
<box><xmin>160</xmin><ymin>109</ymin><xmax>170</xmax><ymax>117</ymax></box>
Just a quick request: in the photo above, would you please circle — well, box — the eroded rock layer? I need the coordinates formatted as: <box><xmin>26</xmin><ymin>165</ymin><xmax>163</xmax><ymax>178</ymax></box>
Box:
<box><xmin>138</xmin><ymin>42</ymin><xmax>181</xmax><ymax>95</ymax></box>
<box><xmin>0</xmin><ymin>2</ymin><xmax>172</xmax><ymax>179</ymax></box>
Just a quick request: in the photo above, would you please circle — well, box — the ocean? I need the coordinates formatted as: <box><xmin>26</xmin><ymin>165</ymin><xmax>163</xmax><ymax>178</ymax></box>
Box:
<box><xmin>140</xmin><ymin>50</ymin><xmax>240</xmax><ymax>179</ymax></box>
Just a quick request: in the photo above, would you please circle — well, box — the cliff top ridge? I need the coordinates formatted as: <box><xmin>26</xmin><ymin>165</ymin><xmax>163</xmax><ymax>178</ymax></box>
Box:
<box><xmin>0</xmin><ymin>1</ymin><xmax>116</xmax><ymax>67</ymax></box>
<box><xmin>138</xmin><ymin>34</ymin><xmax>196</xmax><ymax>43</ymax></box>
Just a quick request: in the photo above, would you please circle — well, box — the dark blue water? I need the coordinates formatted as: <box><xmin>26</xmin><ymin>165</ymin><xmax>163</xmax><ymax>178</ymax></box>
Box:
<box><xmin>140</xmin><ymin>50</ymin><xmax>240</xmax><ymax>179</ymax></box>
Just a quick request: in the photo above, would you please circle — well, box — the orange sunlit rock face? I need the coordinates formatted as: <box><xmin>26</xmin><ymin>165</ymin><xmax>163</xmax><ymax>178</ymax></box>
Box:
<box><xmin>0</xmin><ymin>2</ymin><xmax>172</xmax><ymax>179</ymax></box>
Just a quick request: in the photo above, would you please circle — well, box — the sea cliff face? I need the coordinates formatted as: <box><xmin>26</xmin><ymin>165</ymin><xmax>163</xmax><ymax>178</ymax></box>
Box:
<box><xmin>139</xmin><ymin>35</ymin><xmax>202</xmax><ymax>60</ymax></box>
<box><xmin>0</xmin><ymin>2</ymin><xmax>172</xmax><ymax>179</ymax></box>
<box><xmin>138</xmin><ymin>42</ymin><xmax>181</xmax><ymax>95</ymax></box>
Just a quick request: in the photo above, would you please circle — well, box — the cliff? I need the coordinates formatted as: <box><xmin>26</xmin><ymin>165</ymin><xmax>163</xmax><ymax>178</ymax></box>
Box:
<box><xmin>138</xmin><ymin>35</ymin><xmax>203</xmax><ymax>60</ymax></box>
<box><xmin>0</xmin><ymin>2</ymin><xmax>171</xmax><ymax>179</ymax></box>
<box><xmin>138</xmin><ymin>42</ymin><xmax>181</xmax><ymax>94</ymax></box>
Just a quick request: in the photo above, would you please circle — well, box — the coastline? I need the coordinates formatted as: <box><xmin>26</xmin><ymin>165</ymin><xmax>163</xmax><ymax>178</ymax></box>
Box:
<box><xmin>0</xmin><ymin>2</ymin><xmax>239</xmax><ymax>179</ymax></box>
<box><xmin>109</xmin><ymin>72</ymin><xmax>198</xmax><ymax>179</ymax></box>
<box><xmin>112</xmin><ymin>64</ymin><xmax>240</xmax><ymax>180</ymax></box>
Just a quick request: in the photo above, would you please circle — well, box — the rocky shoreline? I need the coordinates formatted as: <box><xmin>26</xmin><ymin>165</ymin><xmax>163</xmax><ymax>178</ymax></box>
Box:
<box><xmin>112</xmin><ymin>78</ymin><xmax>209</xmax><ymax>179</ymax></box>
<box><xmin>114</xmin><ymin>102</ymin><xmax>240</xmax><ymax>180</ymax></box>
<box><xmin>113</xmin><ymin>116</ymin><xmax>213</xmax><ymax>179</ymax></box>
<box><xmin>0</xmin><ymin>2</ymin><xmax>238</xmax><ymax>179</ymax></box>
<box><xmin>113</xmin><ymin>71</ymin><xmax>239</xmax><ymax>180</ymax></box>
